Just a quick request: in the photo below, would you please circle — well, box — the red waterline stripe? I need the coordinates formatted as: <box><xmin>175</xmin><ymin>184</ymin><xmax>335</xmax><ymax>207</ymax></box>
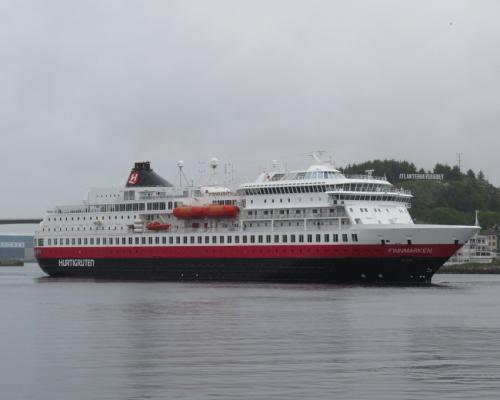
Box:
<box><xmin>35</xmin><ymin>244</ymin><xmax>461</xmax><ymax>260</ymax></box>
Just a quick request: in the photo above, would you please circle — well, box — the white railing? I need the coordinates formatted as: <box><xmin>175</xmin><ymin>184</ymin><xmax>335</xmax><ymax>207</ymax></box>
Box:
<box><xmin>345</xmin><ymin>174</ymin><xmax>387</xmax><ymax>181</ymax></box>
<box><xmin>328</xmin><ymin>188</ymin><xmax>412</xmax><ymax>196</ymax></box>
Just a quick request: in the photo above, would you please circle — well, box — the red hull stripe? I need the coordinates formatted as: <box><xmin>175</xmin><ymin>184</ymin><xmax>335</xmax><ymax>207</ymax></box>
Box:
<box><xmin>36</xmin><ymin>244</ymin><xmax>460</xmax><ymax>260</ymax></box>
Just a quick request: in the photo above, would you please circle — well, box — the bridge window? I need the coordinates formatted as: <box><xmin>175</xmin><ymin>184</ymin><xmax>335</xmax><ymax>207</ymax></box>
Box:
<box><xmin>352</xmin><ymin>234</ymin><xmax>358</xmax><ymax>242</ymax></box>
<box><xmin>342</xmin><ymin>234</ymin><xmax>348</xmax><ymax>242</ymax></box>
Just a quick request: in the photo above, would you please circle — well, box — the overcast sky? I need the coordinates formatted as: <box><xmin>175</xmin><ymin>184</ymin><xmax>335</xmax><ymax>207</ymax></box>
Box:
<box><xmin>1</xmin><ymin>0</ymin><xmax>499</xmax><ymax>228</ymax></box>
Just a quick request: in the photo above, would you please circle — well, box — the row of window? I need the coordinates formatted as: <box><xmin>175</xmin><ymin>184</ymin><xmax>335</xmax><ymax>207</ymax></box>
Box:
<box><xmin>269</xmin><ymin>171</ymin><xmax>342</xmax><ymax>181</ymax></box>
<box><xmin>240</xmin><ymin>183</ymin><xmax>393</xmax><ymax>196</ymax></box>
<box><xmin>247</xmin><ymin>208</ymin><xmax>335</xmax><ymax>216</ymax></box>
<box><xmin>240</xmin><ymin>185</ymin><xmax>332</xmax><ymax>196</ymax></box>
<box><xmin>38</xmin><ymin>233</ymin><xmax>359</xmax><ymax>247</ymax></box>
<box><xmin>333</xmin><ymin>194</ymin><xmax>406</xmax><ymax>202</ymax></box>
<box><xmin>53</xmin><ymin>201</ymin><xmax>182</xmax><ymax>216</ymax></box>
<box><xmin>48</xmin><ymin>214</ymin><xmax>139</xmax><ymax>223</ymax></box>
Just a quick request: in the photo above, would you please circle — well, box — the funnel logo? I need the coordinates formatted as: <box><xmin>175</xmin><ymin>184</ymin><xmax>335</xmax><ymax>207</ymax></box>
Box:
<box><xmin>128</xmin><ymin>172</ymin><xmax>139</xmax><ymax>185</ymax></box>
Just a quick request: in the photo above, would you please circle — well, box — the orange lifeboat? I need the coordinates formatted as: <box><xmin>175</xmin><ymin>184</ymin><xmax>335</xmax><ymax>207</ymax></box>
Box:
<box><xmin>172</xmin><ymin>205</ymin><xmax>240</xmax><ymax>219</ymax></box>
<box><xmin>146</xmin><ymin>221</ymin><xmax>171</xmax><ymax>231</ymax></box>
<box><xmin>173</xmin><ymin>206</ymin><xmax>206</xmax><ymax>219</ymax></box>
<box><xmin>205</xmin><ymin>205</ymin><xmax>240</xmax><ymax>218</ymax></box>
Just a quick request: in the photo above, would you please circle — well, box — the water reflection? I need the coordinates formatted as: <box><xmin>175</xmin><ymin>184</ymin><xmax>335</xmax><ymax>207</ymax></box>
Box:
<box><xmin>2</xmin><ymin>265</ymin><xmax>500</xmax><ymax>399</ymax></box>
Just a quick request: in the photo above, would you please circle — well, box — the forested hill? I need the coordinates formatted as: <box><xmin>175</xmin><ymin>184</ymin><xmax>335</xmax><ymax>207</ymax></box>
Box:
<box><xmin>340</xmin><ymin>160</ymin><xmax>500</xmax><ymax>229</ymax></box>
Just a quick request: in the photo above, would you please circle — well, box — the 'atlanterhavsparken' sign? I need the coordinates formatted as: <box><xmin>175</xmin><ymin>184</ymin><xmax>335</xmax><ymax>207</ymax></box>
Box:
<box><xmin>399</xmin><ymin>173</ymin><xmax>444</xmax><ymax>181</ymax></box>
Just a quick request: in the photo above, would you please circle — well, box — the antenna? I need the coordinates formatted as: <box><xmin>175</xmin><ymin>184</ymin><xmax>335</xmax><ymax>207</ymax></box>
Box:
<box><xmin>365</xmin><ymin>169</ymin><xmax>374</xmax><ymax>177</ymax></box>
<box><xmin>176</xmin><ymin>160</ymin><xmax>190</xmax><ymax>188</ymax></box>
<box><xmin>223</xmin><ymin>162</ymin><xmax>234</xmax><ymax>187</ymax></box>
<box><xmin>209</xmin><ymin>157</ymin><xmax>219</xmax><ymax>185</ymax></box>
<box><xmin>308</xmin><ymin>150</ymin><xmax>326</xmax><ymax>164</ymax></box>
<box><xmin>457</xmin><ymin>152</ymin><xmax>463</xmax><ymax>172</ymax></box>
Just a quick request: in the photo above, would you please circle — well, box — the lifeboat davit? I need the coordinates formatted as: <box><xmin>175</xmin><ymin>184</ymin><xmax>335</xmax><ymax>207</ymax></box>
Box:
<box><xmin>173</xmin><ymin>205</ymin><xmax>239</xmax><ymax>219</ymax></box>
<box><xmin>146</xmin><ymin>221</ymin><xmax>171</xmax><ymax>231</ymax></box>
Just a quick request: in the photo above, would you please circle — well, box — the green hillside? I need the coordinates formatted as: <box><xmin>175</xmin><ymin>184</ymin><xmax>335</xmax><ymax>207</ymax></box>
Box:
<box><xmin>340</xmin><ymin>160</ymin><xmax>500</xmax><ymax>229</ymax></box>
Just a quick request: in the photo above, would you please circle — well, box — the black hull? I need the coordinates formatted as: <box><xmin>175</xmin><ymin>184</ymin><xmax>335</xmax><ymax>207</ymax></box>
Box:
<box><xmin>37</xmin><ymin>257</ymin><xmax>447</xmax><ymax>284</ymax></box>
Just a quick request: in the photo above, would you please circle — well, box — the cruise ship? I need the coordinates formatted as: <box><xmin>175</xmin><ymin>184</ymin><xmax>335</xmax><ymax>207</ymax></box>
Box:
<box><xmin>34</xmin><ymin>157</ymin><xmax>479</xmax><ymax>283</ymax></box>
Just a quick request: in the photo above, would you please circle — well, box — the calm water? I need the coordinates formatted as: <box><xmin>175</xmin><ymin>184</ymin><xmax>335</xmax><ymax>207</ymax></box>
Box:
<box><xmin>1</xmin><ymin>264</ymin><xmax>500</xmax><ymax>400</ymax></box>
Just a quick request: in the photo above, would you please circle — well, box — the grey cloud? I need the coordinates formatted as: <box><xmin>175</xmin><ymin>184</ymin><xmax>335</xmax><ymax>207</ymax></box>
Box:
<box><xmin>1</xmin><ymin>0</ymin><xmax>499</xmax><ymax>224</ymax></box>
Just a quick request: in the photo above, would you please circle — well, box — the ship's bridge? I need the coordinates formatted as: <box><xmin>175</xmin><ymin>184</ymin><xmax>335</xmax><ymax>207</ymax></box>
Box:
<box><xmin>237</xmin><ymin>163</ymin><xmax>407</xmax><ymax>197</ymax></box>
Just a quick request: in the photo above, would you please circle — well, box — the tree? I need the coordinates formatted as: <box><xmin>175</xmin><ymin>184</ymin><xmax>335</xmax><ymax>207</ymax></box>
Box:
<box><xmin>466</xmin><ymin>169</ymin><xmax>475</xmax><ymax>179</ymax></box>
<box><xmin>433</xmin><ymin>163</ymin><xmax>453</xmax><ymax>178</ymax></box>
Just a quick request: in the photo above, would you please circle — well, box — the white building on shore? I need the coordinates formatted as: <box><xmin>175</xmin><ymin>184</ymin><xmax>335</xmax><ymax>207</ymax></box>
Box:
<box><xmin>445</xmin><ymin>213</ymin><xmax>498</xmax><ymax>265</ymax></box>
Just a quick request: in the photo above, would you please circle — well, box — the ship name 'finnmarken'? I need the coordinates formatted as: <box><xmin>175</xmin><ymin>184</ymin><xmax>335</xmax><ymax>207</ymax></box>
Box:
<box><xmin>388</xmin><ymin>248</ymin><xmax>433</xmax><ymax>255</ymax></box>
<box><xmin>58</xmin><ymin>259</ymin><xmax>95</xmax><ymax>267</ymax></box>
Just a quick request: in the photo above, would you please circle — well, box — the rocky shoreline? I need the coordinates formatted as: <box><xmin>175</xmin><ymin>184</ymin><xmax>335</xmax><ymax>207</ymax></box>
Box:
<box><xmin>0</xmin><ymin>259</ymin><xmax>24</xmax><ymax>267</ymax></box>
<box><xmin>439</xmin><ymin>261</ymin><xmax>500</xmax><ymax>274</ymax></box>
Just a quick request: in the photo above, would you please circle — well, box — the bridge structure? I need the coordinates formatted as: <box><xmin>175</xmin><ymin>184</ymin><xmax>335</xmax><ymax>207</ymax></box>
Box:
<box><xmin>0</xmin><ymin>219</ymin><xmax>42</xmax><ymax>225</ymax></box>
